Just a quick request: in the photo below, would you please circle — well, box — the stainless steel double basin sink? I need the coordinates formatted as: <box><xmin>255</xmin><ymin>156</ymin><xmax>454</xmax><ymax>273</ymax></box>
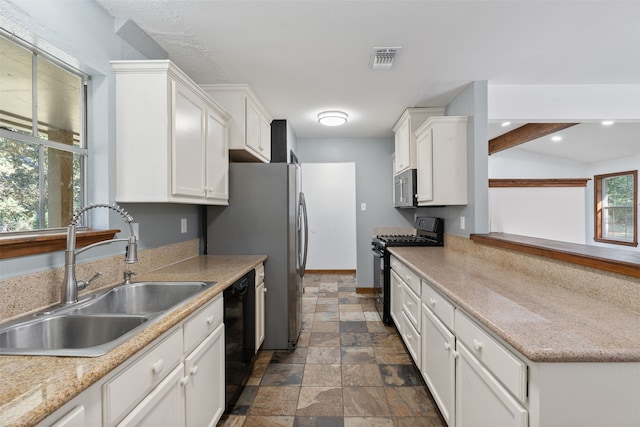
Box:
<box><xmin>0</xmin><ymin>281</ymin><xmax>216</xmax><ymax>357</ymax></box>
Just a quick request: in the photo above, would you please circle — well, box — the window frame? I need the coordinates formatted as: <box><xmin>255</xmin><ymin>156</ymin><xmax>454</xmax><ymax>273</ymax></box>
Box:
<box><xmin>593</xmin><ymin>169</ymin><xmax>638</xmax><ymax>247</ymax></box>
<box><xmin>1</xmin><ymin>30</ymin><xmax>89</xmax><ymax>233</ymax></box>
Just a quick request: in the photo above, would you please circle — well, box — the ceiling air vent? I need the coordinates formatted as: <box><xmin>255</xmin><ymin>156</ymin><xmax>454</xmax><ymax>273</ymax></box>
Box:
<box><xmin>370</xmin><ymin>47</ymin><xmax>402</xmax><ymax>70</ymax></box>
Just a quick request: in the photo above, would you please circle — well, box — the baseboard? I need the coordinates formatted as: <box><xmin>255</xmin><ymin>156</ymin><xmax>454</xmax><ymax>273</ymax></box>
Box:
<box><xmin>304</xmin><ymin>269</ymin><xmax>356</xmax><ymax>275</ymax></box>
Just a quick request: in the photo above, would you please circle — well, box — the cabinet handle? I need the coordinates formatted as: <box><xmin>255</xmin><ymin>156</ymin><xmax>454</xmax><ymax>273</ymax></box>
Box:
<box><xmin>452</xmin><ymin>350</ymin><xmax>459</xmax><ymax>359</ymax></box>
<box><xmin>206</xmin><ymin>315</ymin><xmax>214</xmax><ymax>326</ymax></box>
<box><xmin>444</xmin><ymin>342</ymin><xmax>451</xmax><ymax>351</ymax></box>
<box><xmin>263</xmin><ymin>287</ymin><xmax>268</xmax><ymax>294</ymax></box>
<box><xmin>429</xmin><ymin>298</ymin><xmax>436</xmax><ymax>307</ymax></box>
<box><xmin>152</xmin><ymin>359</ymin><xmax>164</xmax><ymax>375</ymax></box>
<box><xmin>407</xmin><ymin>300</ymin><xmax>412</xmax><ymax>307</ymax></box>
<box><xmin>190</xmin><ymin>366</ymin><xmax>199</xmax><ymax>376</ymax></box>
<box><xmin>180</xmin><ymin>376</ymin><xmax>190</xmax><ymax>386</ymax></box>
<box><xmin>473</xmin><ymin>338</ymin><xmax>483</xmax><ymax>352</ymax></box>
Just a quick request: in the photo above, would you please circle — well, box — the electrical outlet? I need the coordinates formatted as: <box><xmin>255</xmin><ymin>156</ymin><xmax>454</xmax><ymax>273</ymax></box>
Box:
<box><xmin>460</xmin><ymin>216</ymin><xmax>466</xmax><ymax>230</ymax></box>
<box><xmin>361</xmin><ymin>203</ymin><xmax>367</xmax><ymax>211</ymax></box>
<box><xmin>181</xmin><ymin>218</ymin><xmax>187</xmax><ymax>234</ymax></box>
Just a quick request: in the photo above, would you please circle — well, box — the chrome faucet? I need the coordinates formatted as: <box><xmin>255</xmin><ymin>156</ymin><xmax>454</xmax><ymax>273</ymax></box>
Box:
<box><xmin>61</xmin><ymin>203</ymin><xmax>138</xmax><ymax>304</ymax></box>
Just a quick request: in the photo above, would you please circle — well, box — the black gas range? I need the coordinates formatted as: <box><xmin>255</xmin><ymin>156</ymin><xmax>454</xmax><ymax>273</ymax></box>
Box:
<box><xmin>372</xmin><ymin>217</ymin><xmax>444</xmax><ymax>324</ymax></box>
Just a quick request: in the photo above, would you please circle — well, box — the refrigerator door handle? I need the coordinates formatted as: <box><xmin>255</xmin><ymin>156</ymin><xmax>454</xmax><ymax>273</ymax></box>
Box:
<box><xmin>298</xmin><ymin>192</ymin><xmax>309</xmax><ymax>277</ymax></box>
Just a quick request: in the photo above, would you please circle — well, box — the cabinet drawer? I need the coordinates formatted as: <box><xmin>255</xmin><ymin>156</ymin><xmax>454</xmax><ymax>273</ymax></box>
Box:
<box><xmin>255</xmin><ymin>264</ymin><xmax>265</xmax><ymax>285</ymax></box>
<box><xmin>390</xmin><ymin>256</ymin><xmax>420</xmax><ymax>296</ymax></box>
<box><xmin>421</xmin><ymin>279</ymin><xmax>454</xmax><ymax>331</ymax></box>
<box><xmin>402</xmin><ymin>311</ymin><xmax>421</xmax><ymax>368</ymax></box>
<box><xmin>402</xmin><ymin>282</ymin><xmax>421</xmax><ymax>333</ymax></box>
<box><xmin>184</xmin><ymin>294</ymin><xmax>223</xmax><ymax>353</ymax></box>
<box><xmin>455</xmin><ymin>311</ymin><xmax>527</xmax><ymax>402</ymax></box>
<box><xmin>104</xmin><ymin>328</ymin><xmax>183</xmax><ymax>426</ymax></box>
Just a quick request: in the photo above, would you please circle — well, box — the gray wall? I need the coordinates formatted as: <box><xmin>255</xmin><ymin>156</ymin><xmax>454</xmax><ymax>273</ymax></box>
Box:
<box><xmin>416</xmin><ymin>81</ymin><xmax>489</xmax><ymax>236</ymax></box>
<box><xmin>296</xmin><ymin>137</ymin><xmax>416</xmax><ymax>287</ymax></box>
<box><xmin>297</xmin><ymin>81</ymin><xmax>489</xmax><ymax>287</ymax></box>
<box><xmin>0</xmin><ymin>0</ymin><xmax>200</xmax><ymax>279</ymax></box>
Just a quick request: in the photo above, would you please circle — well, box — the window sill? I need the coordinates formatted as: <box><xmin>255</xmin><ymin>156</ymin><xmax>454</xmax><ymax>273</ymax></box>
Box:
<box><xmin>0</xmin><ymin>229</ymin><xmax>120</xmax><ymax>260</ymax></box>
<box><xmin>470</xmin><ymin>232</ymin><xmax>640</xmax><ymax>279</ymax></box>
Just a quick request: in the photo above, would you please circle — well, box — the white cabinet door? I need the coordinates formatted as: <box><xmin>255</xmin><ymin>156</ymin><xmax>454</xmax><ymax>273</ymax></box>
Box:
<box><xmin>245</xmin><ymin>96</ymin><xmax>262</xmax><ymax>156</ymax></box>
<box><xmin>256</xmin><ymin>280</ymin><xmax>266</xmax><ymax>352</ymax></box>
<box><xmin>416</xmin><ymin>116</ymin><xmax>468</xmax><ymax>206</ymax></box>
<box><xmin>204</xmin><ymin>107</ymin><xmax>229</xmax><ymax>203</ymax></box>
<box><xmin>390</xmin><ymin>270</ymin><xmax>404</xmax><ymax>328</ymax></box>
<box><xmin>394</xmin><ymin>118</ymin><xmax>411</xmax><ymax>174</ymax></box>
<box><xmin>422</xmin><ymin>304</ymin><xmax>456</xmax><ymax>427</ymax></box>
<box><xmin>172</xmin><ymin>80</ymin><xmax>205</xmax><ymax>199</ymax></box>
<box><xmin>259</xmin><ymin>112</ymin><xmax>272</xmax><ymax>161</ymax></box>
<box><xmin>456</xmin><ymin>342</ymin><xmax>528</xmax><ymax>427</ymax></box>
<box><xmin>49</xmin><ymin>407</ymin><xmax>85</xmax><ymax>427</ymax></box>
<box><xmin>184</xmin><ymin>323</ymin><xmax>225</xmax><ymax>427</ymax></box>
<box><xmin>118</xmin><ymin>364</ymin><xmax>186</xmax><ymax>427</ymax></box>
<box><xmin>416</xmin><ymin>126</ymin><xmax>434</xmax><ymax>203</ymax></box>
<box><xmin>113</xmin><ymin>60</ymin><xmax>229</xmax><ymax>205</ymax></box>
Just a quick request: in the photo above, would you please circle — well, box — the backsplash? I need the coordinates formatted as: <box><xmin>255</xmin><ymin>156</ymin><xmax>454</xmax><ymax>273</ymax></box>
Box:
<box><xmin>0</xmin><ymin>239</ymin><xmax>199</xmax><ymax>322</ymax></box>
<box><xmin>445</xmin><ymin>234</ymin><xmax>640</xmax><ymax>312</ymax></box>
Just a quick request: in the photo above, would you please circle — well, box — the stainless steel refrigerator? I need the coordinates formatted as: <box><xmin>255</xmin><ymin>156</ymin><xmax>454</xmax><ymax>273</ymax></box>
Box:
<box><xmin>207</xmin><ymin>162</ymin><xmax>308</xmax><ymax>350</ymax></box>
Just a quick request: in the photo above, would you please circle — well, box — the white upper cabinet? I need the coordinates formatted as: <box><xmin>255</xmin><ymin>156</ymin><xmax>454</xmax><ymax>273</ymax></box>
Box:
<box><xmin>392</xmin><ymin>107</ymin><xmax>445</xmax><ymax>174</ymax></box>
<box><xmin>415</xmin><ymin>116</ymin><xmax>468</xmax><ymax>206</ymax></box>
<box><xmin>112</xmin><ymin>60</ymin><xmax>230</xmax><ymax>205</ymax></box>
<box><xmin>201</xmin><ymin>84</ymin><xmax>272</xmax><ymax>163</ymax></box>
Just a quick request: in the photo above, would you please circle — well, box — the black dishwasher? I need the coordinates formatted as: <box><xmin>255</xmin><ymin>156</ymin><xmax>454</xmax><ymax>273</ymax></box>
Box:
<box><xmin>223</xmin><ymin>270</ymin><xmax>256</xmax><ymax>413</ymax></box>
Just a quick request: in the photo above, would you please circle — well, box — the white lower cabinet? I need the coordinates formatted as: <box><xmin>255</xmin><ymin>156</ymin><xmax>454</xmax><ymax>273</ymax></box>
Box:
<box><xmin>106</xmin><ymin>295</ymin><xmax>225</xmax><ymax>427</ymax></box>
<box><xmin>390</xmin><ymin>270</ymin><xmax>404</xmax><ymax>327</ymax></box>
<box><xmin>456</xmin><ymin>342</ymin><xmax>528</xmax><ymax>427</ymax></box>
<box><xmin>421</xmin><ymin>303</ymin><xmax>456</xmax><ymax>426</ymax></box>
<box><xmin>184</xmin><ymin>323</ymin><xmax>225</xmax><ymax>427</ymax></box>
<box><xmin>255</xmin><ymin>264</ymin><xmax>266</xmax><ymax>352</ymax></box>
<box><xmin>43</xmin><ymin>385</ymin><xmax>102</xmax><ymax>427</ymax></box>
<box><xmin>117</xmin><ymin>364</ymin><xmax>186</xmax><ymax>427</ymax></box>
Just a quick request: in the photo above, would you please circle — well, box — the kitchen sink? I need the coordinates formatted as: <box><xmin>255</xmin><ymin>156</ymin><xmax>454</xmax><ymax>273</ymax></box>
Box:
<box><xmin>0</xmin><ymin>314</ymin><xmax>149</xmax><ymax>357</ymax></box>
<box><xmin>72</xmin><ymin>281</ymin><xmax>213</xmax><ymax>315</ymax></box>
<box><xmin>0</xmin><ymin>281</ymin><xmax>216</xmax><ymax>357</ymax></box>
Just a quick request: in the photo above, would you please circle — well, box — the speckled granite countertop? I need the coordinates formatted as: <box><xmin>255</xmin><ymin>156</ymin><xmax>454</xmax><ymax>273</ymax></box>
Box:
<box><xmin>0</xmin><ymin>255</ymin><xmax>266</xmax><ymax>427</ymax></box>
<box><xmin>389</xmin><ymin>246</ymin><xmax>640</xmax><ymax>363</ymax></box>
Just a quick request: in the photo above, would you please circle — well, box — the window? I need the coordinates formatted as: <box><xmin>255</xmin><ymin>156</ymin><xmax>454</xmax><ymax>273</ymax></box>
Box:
<box><xmin>594</xmin><ymin>170</ymin><xmax>638</xmax><ymax>247</ymax></box>
<box><xmin>0</xmin><ymin>33</ymin><xmax>88</xmax><ymax>233</ymax></box>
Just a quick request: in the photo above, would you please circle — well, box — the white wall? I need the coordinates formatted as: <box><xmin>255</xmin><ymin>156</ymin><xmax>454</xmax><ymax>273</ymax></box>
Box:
<box><xmin>302</xmin><ymin>163</ymin><xmax>357</xmax><ymax>270</ymax></box>
<box><xmin>489</xmin><ymin>148</ymin><xmax>640</xmax><ymax>251</ymax></box>
<box><xmin>489</xmin><ymin>187</ymin><xmax>587</xmax><ymax>244</ymax></box>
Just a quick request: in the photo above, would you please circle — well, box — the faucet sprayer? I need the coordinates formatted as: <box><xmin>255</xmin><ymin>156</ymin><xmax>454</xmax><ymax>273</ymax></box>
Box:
<box><xmin>61</xmin><ymin>203</ymin><xmax>139</xmax><ymax>304</ymax></box>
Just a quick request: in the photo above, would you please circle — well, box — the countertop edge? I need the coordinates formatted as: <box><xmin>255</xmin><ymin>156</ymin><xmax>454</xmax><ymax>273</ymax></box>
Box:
<box><xmin>2</xmin><ymin>254</ymin><xmax>266</xmax><ymax>427</ymax></box>
<box><xmin>387</xmin><ymin>247</ymin><xmax>640</xmax><ymax>364</ymax></box>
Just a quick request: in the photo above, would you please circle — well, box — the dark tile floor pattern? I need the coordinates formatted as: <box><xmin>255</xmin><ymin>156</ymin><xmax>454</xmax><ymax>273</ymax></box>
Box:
<box><xmin>218</xmin><ymin>273</ymin><xmax>446</xmax><ymax>427</ymax></box>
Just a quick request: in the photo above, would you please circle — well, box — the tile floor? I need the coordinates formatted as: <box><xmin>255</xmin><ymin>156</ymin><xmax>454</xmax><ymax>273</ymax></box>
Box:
<box><xmin>218</xmin><ymin>273</ymin><xmax>446</xmax><ymax>427</ymax></box>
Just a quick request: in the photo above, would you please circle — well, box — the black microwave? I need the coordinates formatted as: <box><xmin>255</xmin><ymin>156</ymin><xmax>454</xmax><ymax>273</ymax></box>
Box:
<box><xmin>394</xmin><ymin>169</ymin><xmax>417</xmax><ymax>208</ymax></box>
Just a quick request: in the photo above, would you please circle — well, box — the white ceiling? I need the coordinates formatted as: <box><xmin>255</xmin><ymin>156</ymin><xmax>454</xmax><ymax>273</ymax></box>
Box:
<box><xmin>95</xmin><ymin>0</ymin><xmax>640</xmax><ymax>140</ymax></box>
<box><xmin>488</xmin><ymin>121</ymin><xmax>640</xmax><ymax>164</ymax></box>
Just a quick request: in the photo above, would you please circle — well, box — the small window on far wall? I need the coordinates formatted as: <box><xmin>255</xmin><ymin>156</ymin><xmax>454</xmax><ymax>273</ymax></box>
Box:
<box><xmin>594</xmin><ymin>170</ymin><xmax>638</xmax><ymax>247</ymax></box>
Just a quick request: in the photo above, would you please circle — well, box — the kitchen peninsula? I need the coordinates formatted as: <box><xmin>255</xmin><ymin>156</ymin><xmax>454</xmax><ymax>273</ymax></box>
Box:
<box><xmin>388</xmin><ymin>235</ymin><xmax>640</xmax><ymax>427</ymax></box>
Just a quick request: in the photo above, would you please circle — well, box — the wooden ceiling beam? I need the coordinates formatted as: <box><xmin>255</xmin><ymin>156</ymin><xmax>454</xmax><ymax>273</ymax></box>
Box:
<box><xmin>489</xmin><ymin>123</ymin><xmax>579</xmax><ymax>155</ymax></box>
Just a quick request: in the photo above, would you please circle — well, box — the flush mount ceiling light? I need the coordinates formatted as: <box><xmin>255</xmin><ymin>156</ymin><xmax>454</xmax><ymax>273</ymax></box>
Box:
<box><xmin>318</xmin><ymin>111</ymin><xmax>348</xmax><ymax>127</ymax></box>
<box><xmin>601</xmin><ymin>120</ymin><xmax>615</xmax><ymax>126</ymax></box>
<box><xmin>551</xmin><ymin>135</ymin><xmax>563</xmax><ymax>142</ymax></box>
